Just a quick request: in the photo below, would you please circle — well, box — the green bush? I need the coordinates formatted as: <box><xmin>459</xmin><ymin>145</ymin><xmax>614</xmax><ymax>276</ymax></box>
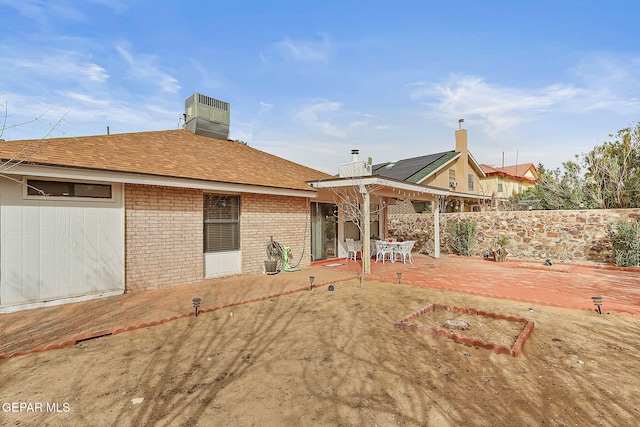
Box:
<box><xmin>491</xmin><ymin>235</ymin><xmax>510</xmax><ymax>250</ymax></box>
<box><xmin>447</xmin><ymin>221</ymin><xmax>477</xmax><ymax>256</ymax></box>
<box><xmin>608</xmin><ymin>220</ymin><xmax>640</xmax><ymax>267</ymax></box>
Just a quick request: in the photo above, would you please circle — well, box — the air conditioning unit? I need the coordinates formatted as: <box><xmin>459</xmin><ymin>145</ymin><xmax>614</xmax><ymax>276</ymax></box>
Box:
<box><xmin>449</xmin><ymin>181</ymin><xmax>458</xmax><ymax>188</ymax></box>
<box><xmin>184</xmin><ymin>93</ymin><xmax>230</xmax><ymax>140</ymax></box>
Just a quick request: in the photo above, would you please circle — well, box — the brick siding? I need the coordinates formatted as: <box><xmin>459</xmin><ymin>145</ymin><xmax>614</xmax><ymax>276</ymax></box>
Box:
<box><xmin>240</xmin><ymin>194</ymin><xmax>311</xmax><ymax>274</ymax></box>
<box><xmin>125</xmin><ymin>185</ymin><xmax>203</xmax><ymax>291</ymax></box>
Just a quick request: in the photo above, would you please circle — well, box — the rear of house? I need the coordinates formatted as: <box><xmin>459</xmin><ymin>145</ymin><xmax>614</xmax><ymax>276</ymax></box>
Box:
<box><xmin>0</xmin><ymin>95</ymin><xmax>331</xmax><ymax>312</ymax></box>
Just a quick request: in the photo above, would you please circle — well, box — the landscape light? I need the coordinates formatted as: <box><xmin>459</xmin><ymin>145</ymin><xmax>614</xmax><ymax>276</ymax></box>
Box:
<box><xmin>396</xmin><ymin>271</ymin><xmax>402</xmax><ymax>284</ymax></box>
<box><xmin>192</xmin><ymin>297</ymin><xmax>202</xmax><ymax>317</ymax></box>
<box><xmin>591</xmin><ymin>296</ymin><xmax>603</xmax><ymax>314</ymax></box>
<box><xmin>309</xmin><ymin>276</ymin><xmax>315</xmax><ymax>291</ymax></box>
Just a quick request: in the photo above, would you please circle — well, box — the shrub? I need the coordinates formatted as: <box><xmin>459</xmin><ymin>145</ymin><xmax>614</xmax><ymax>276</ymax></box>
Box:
<box><xmin>447</xmin><ymin>221</ymin><xmax>477</xmax><ymax>256</ymax></box>
<box><xmin>608</xmin><ymin>220</ymin><xmax>640</xmax><ymax>267</ymax></box>
<box><xmin>491</xmin><ymin>235</ymin><xmax>510</xmax><ymax>250</ymax></box>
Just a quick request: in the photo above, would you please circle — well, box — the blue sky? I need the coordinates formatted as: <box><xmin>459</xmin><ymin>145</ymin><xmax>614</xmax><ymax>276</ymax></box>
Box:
<box><xmin>1</xmin><ymin>1</ymin><xmax>639</xmax><ymax>174</ymax></box>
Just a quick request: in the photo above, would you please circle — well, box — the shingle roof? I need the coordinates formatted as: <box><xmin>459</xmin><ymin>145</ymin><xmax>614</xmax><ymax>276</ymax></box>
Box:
<box><xmin>0</xmin><ymin>129</ymin><xmax>331</xmax><ymax>192</ymax></box>
<box><xmin>372</xmin><ymin>151</ymin><xmax>458</xmax><ymax>183</ymax></box>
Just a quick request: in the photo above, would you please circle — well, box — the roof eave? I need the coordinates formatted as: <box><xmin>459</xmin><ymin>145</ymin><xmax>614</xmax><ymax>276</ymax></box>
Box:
<box><xmin>5</xmin><ymin>163</ymin><xmax>319</xmax><ymax>198</ymax></box>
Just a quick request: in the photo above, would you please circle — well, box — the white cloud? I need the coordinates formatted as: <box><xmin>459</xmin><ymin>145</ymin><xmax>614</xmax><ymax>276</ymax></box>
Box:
<box><xmin>290</xmin><ymin>99</ymin><xmax>392</xmax><ymax>141</ymax></box>
<box><xmin>0</xmin><ymin>0</ymin><xmax>88</xmax><ymax>22</ymax></box>
<box><xmin>410</xmin><ymin>75</ymin><xmax>587</xmax><ymax>137</ymax></box>
<box><xmin>411</xmin><ymin>54</ymin><xmax>640</xmax><ymax>140</ymax></box>
<box><xmin>570</xmin><ymin>53</ymin><xmax>640</xmax><ymax>113</ymax></box>
<box><xmin>0</xmin><ymin>0</ymin><xmax>46</xmax><ymax>19</ymax></box>
<box><xmin>3</xmin><ymin>51</ymin><xmax>109</xmax><ymax>84</ymax></box>
<box><xmin>294</xmin><ymin>100</ymin><xmax>347</xmax><ymax>137</ymax></box>
<box><xmin>62</xmin><ymin>91</ymin><xmax>109</xmax><ymax>107</ymax></box>
<box><xmin>89</xmin><ymin>0</ymin><xmax>132</xmax><ymax>13</ymax></box>
<box><xmin>267</xmin><ymin>34</ymin><xmax>335</xmax><ymax>63</ymax></box>
<box><xmin>116</xmin><ymin>42</ymin><xmax>181</xmax><ymax>94</ymax></box>
<box><xmin>258</xmin><ymin>102</ymin><xmax>274</xmax><ymax>114</ymax></box>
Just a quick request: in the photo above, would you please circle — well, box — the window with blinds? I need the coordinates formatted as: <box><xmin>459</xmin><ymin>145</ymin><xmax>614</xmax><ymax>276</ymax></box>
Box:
<box><xmin>204</xmin><ymin>194</ymin><xmax>240</xmax><ymax>253</ymax></box>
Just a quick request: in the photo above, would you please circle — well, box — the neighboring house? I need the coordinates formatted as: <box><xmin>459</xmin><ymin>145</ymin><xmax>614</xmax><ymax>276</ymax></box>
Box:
<box><xmin>0</xmin><ymin>94</ymin><xmax>332</xmax><ymax>312</ymax></box>
<box><xmin>372</xmin><ymin>127</ymin><xmax>487</xmax><ymax>212</ymax></box>
<box><xmin>479</xmin><ymin>163</ymin><xmax>539</xmax><ymax>206</ymax></box>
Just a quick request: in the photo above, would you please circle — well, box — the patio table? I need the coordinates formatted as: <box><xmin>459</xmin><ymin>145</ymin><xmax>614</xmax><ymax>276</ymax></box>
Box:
<box><xmin>375</xmin><ymin>240</ymin><xmax>414</xmax><ymax>264</ymax></box>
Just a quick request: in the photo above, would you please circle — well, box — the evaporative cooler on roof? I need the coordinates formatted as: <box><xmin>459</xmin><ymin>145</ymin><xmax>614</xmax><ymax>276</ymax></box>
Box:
<box><xmin>184</xmin><ymin>93</ymin><xmax>230</xmax><ymax>140</ymax></box>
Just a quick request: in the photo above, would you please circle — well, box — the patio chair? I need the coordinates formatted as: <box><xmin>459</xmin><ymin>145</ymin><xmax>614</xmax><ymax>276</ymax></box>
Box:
<box><xmin>346</xmin><ymin>238</ymin><xmax>363</xmax><ymax>261</ymax></box>
<box><xmin>395</xmin><ymin>240</ymin><xmax>415</xmax><ymax>264</ymax></box>
<box><xmin>375</xmin><ymin>240</ymin><xmax>395</xmax><ymax>263</ymax></box>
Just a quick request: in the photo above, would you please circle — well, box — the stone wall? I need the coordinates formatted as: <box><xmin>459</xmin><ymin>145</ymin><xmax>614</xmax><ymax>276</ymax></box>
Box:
<box><xmin>389</xmin><ymin>209</ymin><xmax>640</xmax><ymax>264</ymax></box>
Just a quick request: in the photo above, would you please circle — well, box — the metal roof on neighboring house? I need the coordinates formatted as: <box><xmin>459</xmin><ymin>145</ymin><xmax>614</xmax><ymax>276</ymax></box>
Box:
<box><xmin>0</xmin><ymin>129</ymin><xmax>332</xmax><ymax>192</ymax></box>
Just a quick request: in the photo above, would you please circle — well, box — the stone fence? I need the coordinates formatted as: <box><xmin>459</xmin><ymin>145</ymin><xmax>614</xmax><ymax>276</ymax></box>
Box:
<box><xmin>389</xmin><ymin>209</ymin><xmax>640</xmax><ymax>265</ymax></box>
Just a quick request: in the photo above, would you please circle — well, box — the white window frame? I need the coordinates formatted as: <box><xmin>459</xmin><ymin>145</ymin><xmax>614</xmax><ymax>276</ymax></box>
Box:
<box><xmin>203</xmin><ymin>193</ymin><xmax>241</xmax><ymax>253</ymax></box>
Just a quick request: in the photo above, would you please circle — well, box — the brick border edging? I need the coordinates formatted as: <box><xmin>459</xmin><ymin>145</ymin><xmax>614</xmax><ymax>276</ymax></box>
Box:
<box><xmin>0</xmin><ymin>279</ymin><xmax>347</xmax><ymax>360</ymax></box>
<box><xmin>396</xmin><ymin>303</ymin><xmax>535</xmax><ymax>357</ymax></box>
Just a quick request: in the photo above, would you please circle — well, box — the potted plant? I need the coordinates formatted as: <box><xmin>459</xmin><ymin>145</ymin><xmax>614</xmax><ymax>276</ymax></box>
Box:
<box><xmin>491</xmin><ymin>235</ymin><xmax>510</xmax><ymax>262</ymax></box>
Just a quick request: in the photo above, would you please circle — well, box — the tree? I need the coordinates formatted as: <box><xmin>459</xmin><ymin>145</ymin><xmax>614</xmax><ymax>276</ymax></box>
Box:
<box><xmin>0</xmin><ymin>99</ymin><xmax>69</xmax><ymax>193</ymax></box>
<box><xmin>584</xmin><ymin>123</ymin><xmax>640</xmax><ymax>209</ymax></box>
<box><xmin>517</xmin><ymin>123</ymin><xmax>640</xmax><ymax>210</ymax></box>
<box><xmin>516</xmin><ymin>160</ymin><xmax>598</xmax><ymax>210</ymax></box>
<box><xmin>332</xmin><ymin>182</ymin><xmax>386</xmax><ymax>288</ymax></box>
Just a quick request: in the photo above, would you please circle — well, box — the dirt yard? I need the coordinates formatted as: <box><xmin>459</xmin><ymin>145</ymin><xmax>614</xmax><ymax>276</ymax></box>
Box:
<box><xmin>1</xmin><ymin>278</ymin><xmax>639</xmax><ymax>426</ymax></box>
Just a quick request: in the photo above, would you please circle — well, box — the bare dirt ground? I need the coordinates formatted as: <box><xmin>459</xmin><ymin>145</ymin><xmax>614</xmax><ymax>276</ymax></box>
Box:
<box><xmin>1</xmin><ymin>278</ymin><xmax>639</xmax><ymax>426</ymax></box>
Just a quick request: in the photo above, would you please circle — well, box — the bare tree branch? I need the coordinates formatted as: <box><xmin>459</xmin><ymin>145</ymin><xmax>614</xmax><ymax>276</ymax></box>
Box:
<box><xmin>329</xmin><ymin>180</ymin><xmax>386</xmax><ymax>288</ymax></box>
<box><xmin>0</xmin><ymin>101</ymin><xmax>70</xmax><ymax>176</ymax></box>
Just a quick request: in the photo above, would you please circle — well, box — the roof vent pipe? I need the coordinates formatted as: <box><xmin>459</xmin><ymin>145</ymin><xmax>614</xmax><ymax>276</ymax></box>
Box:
<box><xmin>351</xmin><ymin>149</ymin><xmax>359</xmax><ymax>162</ymax></box>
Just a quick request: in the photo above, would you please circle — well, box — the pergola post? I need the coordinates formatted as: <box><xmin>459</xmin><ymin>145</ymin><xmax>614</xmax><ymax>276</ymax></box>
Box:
<box><xmin>361</xmin><ymin>186</ymin><xmax>371</xmax><ymax>274</ymax></box>
<box><xmin>434</xmin><ymin>197</ymin><xmax>441</xmax><ymax>259</ymax></box>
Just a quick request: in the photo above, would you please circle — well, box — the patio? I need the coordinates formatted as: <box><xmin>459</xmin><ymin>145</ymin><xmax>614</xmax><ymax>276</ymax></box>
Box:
<box><xmin>2</xmin><ymin>254</ymin><xmax>639</xmax><ymax>359</ymax></box>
